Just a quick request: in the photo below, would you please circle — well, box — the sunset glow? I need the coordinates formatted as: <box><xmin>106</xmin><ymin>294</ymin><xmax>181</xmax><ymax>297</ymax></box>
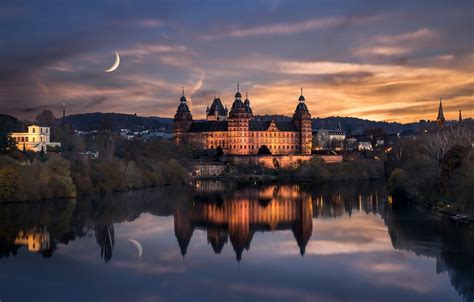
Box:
<box><xmin>0</xmin><ymin>1</ymin><xmax>472</xmax><ymax>122</ymax></box>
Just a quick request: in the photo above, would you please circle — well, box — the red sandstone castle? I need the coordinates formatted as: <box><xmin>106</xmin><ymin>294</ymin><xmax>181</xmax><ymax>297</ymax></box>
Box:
<box><xmin>173</xmin><ymin>84</ymin><xmax>312</xmax><ymax>155</ymax></box>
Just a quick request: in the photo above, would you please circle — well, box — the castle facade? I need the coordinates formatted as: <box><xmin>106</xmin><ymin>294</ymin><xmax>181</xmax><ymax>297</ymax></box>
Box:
<box><xmin>173</xmin><ymin>85</ymin><xmax>312</xmax><ymax>155</ymax></box>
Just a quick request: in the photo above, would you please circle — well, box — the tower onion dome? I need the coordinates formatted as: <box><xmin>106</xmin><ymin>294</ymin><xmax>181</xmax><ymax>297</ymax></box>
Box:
<box><xmin>177</xmin><ymin>90</ymin><xmax>190</xmax><ymax>112</ymax></box>
<box><xmin>295</xmin><ymin>87</ymin><xmax>309</xmax><ymax>112</ymax></box>
<box><xmin>244</xmin><ymin>93</ymin><xmax>253</xmax><ymax>114</ymax></box>
<box><xmin>231</xmin><ymin>82</ymin><xmax>244</xmax><ymax>110</ymax></box>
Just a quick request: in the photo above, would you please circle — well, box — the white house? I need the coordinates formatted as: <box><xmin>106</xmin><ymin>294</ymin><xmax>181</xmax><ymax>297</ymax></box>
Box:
<box><xmin>11</xmin><ymin>125</ymin><xmax>61</xmax><ymax>153</ymax></box>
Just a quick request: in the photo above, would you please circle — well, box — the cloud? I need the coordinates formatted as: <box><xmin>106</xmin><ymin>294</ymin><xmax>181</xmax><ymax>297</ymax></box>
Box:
<box><xmin>135</xmin><ymin>19</ymin><xmax>163</xmax><ymax>28</ymax></box>
<box><xmin>201</xmin><ymin>15</ymin><xmax>378</xmax><ymax>40</ymax></box>
<box><xmin>373</xmin><ymin>28</ymin><xmax>438</xmax><ymax>44</ymax></box>
<box><xmin>354</xmin><ymin>46</ymin><xmax>410</xmax><ymax>57</ymax></box>
<box><xmin>354</xmin><ymin>28</ymin><xmax>439</xmax><ymax>58</ymax></box>
<box><xmin>120</xmin><ymin>43</ymin><xmax>189</xmax><ymax>58</ymax></box>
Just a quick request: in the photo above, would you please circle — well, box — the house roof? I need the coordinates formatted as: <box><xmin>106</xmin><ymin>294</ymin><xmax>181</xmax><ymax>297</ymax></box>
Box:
<box><xmin>208</xmin><ymin>98</ymin><xmax>227</xmax><ymax>116</ymax></box>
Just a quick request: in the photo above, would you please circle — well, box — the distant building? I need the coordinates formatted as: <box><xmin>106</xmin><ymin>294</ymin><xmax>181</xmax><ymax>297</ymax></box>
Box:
<box><xmin>190</xmin><ymin>162</ymin><xmax>227</xmax><ymax>177</ymax></box>
<box><xmin>120</xmin><ymin>129</ymin><xmax>134</xmax><ymax>140</ymax></box>
<box><xmin>11</xmin><ymin>125</ymin><xmax>61</xmax><ymax>153</ymax></box>
<box><xmin>140</xmin><ymin>130</ymin><xmax>173</xmax><ymax>140</ymax></box>
<box><xmin>375</xmin><ymin>139</ymin><xmax>385</xmax><ymax>146</ymax></box>
<box><xmin>346</xmin><ymin>137</ymin><xmax>358</xmax><ymax>151</ymax></box>
<box><xmin>358</xmin><ymin>141</ymin><xmax>373</xmax><ymax>151</ymax></box>
<box><xmin>313</xmin><ymin>129</ymin><xmax>346</xmax><ymax>151</ymax></box>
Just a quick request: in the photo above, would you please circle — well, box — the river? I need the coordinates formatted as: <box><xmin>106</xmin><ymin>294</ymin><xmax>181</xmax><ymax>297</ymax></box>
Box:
<box><xmin>0</xmin><ymin>181</ymin><xmax>472</xmax><ymax>302</ymax></box>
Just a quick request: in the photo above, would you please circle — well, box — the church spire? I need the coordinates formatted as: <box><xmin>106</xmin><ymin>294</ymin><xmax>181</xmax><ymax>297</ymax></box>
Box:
<box><xmin>459</xmin><ymin>109</ymin><xmax>462</xmax><ymax>123</ymax></box>
<box><xmin>62</xmin><ymin>102</ymin><xmax>66</xmax><ymax>125</ymax></box>
<box><xmin>436</xmin><ymin>97</ymin><xmax>445</xmax><ymax>127</ymax></box>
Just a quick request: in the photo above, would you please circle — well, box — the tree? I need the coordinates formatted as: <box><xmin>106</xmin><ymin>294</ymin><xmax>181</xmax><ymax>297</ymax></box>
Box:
<box><xmin>0</xmin><ymin>133</ymin><xmax>16</xmax><ymax>154</ymax></box>
<box><xmin>0</xmin><ymin>167</ymin><xmax>26</xmax><ymax>202</ymax></box>
<box><xmin>258</xmin><ymin>145</ymin><xmax>271</xmax><ymax>155</ymax></box>
<box><xmin>36</xmin><ymin>110</ymin><xmax>55</xmax><ymax>126</ymax></box>
<box><xmin>0</xmin><ymin>114</ymin><xmax>21</xmax><ymax>154</ymax></box>
<box><xmin>272</xmin><ymin>157</ymin><xmax>280</xmax><ymax>169</ymax></box>
<box><xmin>214</xmin><ymin>146</ymin><xmax>224</xmax><ymax>161</ymax></box>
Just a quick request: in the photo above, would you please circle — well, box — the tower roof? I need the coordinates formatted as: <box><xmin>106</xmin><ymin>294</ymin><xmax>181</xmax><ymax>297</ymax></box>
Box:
<box><xmin>208</xmin><ymin>97</ymin><xmax>227</xmax><ymax>116</ymax></box>
<box><xmin>244</xmin><ymin>92</ymin><xmax>253</xmax><ymax>114</ymax></box>
<box><xmin>234</xmin><ymin>82</ymin><xmax>242</xmax><ymax>99</ymax></box>
<box><xmin>295</xmin><ymin>88</ymin><xmax>309</xmax><ymax>113</ymax></box>
<box><xmin>230</xmin><ymin>82</ymin><xmax>245</xmax><ymax>113</ymax></box>
<box><xmin>177</xmin><ymin>89</ymin><xmax>190</xmax><ymax>113</ymax></box>
<box><xmin>437</xmin><ymin>97</ymin><xmax>445</xmax><ymax>121</ymax></box>
<box><xmin>298</xmin><ymin>86</ymin><xmax>305</xmax><ymax>102</ymax></box>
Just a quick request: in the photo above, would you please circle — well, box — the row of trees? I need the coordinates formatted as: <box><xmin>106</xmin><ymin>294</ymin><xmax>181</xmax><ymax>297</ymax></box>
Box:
<box><xmin>0</xmin><ymin>117</ymin><xmax>188</xmax><ymax>201</ymax></box>
<box><xmin>386</xmin><ymin>126</ymin><xmax>473</xmax><ymax>214</ymax></box>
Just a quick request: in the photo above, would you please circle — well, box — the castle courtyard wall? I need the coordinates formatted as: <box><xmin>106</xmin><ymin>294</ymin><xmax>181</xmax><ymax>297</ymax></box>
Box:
<box><xmin>227</xmin><ymin>154</ymin><xmax>342</xmax><ymax>168</ymax></box>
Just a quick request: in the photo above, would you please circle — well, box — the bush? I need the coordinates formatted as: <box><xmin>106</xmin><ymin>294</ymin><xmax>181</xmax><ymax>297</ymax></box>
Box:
<box><xmin>90</xmin><ymin>160</ymin><xmax>126</xmax><ymax>194</ymax></box>
<box><xmin>0</xmin><ymin>167</ymin><xmax>26</xmax><ymax>202</ymax></box>
<box><xmin>161</xmin><ymin>159</ymin><xmax>186</xmax><ymax>185</ymax></box>
<box><xmin>387</xmin><ymin>168</ymin><xmax>410</xmax><ymax>202</ymax></box>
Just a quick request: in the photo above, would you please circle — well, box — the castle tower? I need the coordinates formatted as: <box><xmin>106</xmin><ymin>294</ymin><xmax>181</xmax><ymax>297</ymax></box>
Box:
<box><xmin>206</xmin><ymin>96</ymin><xmax>227</xmax><ymax>121</ymax></box>
<box><xmin>436</xmin><ymin>97</ymin><xmax>445</xmax><ymax>127</ymax></box>
<box><xmin>243</xmin><ymin>92</ymin><xmax>253</xmax><ymax>117</ymax></box>
<box><xmin>292</xmin><ymin>88</ymin><xmax>312</xmax><ymax>155</ymax></box>
<box><xmin>228</xmin><ymin>83</ymin><xmax>251</xmax><ymax>155</ymax></box>
<box><xmin>173</xmin><ymin>89</ymin><xmax>193</xmax><ymax>145</ymax></box>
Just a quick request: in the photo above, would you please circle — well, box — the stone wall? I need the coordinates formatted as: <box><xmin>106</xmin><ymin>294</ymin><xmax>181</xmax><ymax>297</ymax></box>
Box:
<box><xmin>227</xmin><ymin>154</ymin><xmax>342</xmax><ymax>168</ymax></box>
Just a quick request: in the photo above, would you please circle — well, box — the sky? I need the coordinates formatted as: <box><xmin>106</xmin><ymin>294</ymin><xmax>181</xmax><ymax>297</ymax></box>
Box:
<box><xmin>0</xmin><ymin>0</ymin><xmax>472</xmax><ymax>123</ymax></box>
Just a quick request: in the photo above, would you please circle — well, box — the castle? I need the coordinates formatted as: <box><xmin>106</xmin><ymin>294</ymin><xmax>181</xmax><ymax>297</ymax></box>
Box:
<box><xmin>173</xmin><ymin>84</ymin><xmax>312</xmax><ymax>155</ymax></box>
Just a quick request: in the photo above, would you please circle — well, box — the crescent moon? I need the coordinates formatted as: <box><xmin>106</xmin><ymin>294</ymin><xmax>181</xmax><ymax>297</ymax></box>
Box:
<box><xmin>105</xmin><ymin>51</ymin><xmax>120</xmax><ymax>72</ymax></box>
<box><xmin>128</xmin><ymin>239</ymin><xmax>143</xmax><ymax>259</ymax></box>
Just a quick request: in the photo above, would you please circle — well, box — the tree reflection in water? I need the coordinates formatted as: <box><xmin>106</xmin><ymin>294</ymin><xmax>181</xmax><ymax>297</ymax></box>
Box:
<box><xmin>94</xmin><ymin>224</ymin><xmax>115</xmax><ymax>263</ymax></box>
<box><xmin>0</xmin><ymin>182</ymin><xmax>472</xmax><ymax>301</ymax></box>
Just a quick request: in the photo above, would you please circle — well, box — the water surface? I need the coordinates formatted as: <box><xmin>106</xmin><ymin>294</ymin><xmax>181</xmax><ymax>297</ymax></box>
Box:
<box><xmin>0</xmin><ymin>181</ymin><xmax>472</xmax><ymax>302</ymax></box>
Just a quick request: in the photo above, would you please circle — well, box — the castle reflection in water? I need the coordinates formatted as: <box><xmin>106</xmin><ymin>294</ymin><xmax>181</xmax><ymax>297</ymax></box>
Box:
<box><xmin>176</xmin><ymin>182</ymin><xmax>382</xmax><ymax>261</ymax></box>
<box><xmin>0</xmin><ymin>182</ymin><xmax>472</xmax><ymax>301</ymax></box>
<box><xmin>176</xmin><ymin>184</ymin><xmax>314</xmax><ymax>260</ymax></box>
